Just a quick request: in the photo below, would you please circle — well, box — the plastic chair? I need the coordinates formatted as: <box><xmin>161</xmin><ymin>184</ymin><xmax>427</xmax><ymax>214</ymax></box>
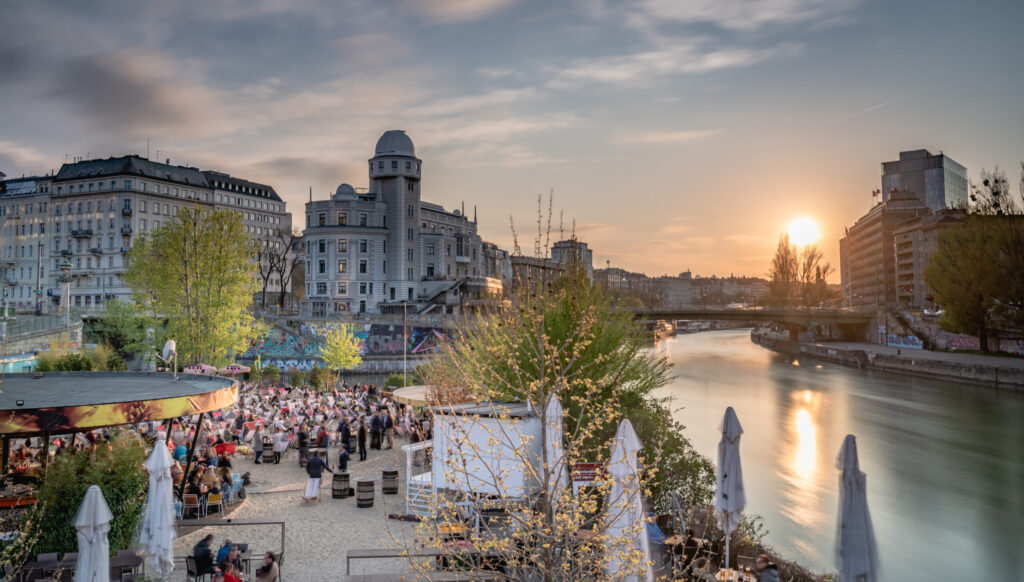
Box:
<box><xmin>206</xmin><ymin>492</ymin><xmax>223</xmax><ymax>515</ymax></box>
<box><xmin>230</xmin><ymin>480</ymin><xmax>243</xmax><ymax>503</ymax></box>
<box><xmin>185</xmin><ymin>556</ymin><xmax>209</xmax><ymax>582</ymax></box>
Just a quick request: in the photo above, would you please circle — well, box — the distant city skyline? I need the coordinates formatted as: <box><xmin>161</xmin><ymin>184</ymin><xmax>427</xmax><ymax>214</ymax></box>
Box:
<box><xmin>2</xmin><ymin>0</ymin><xmax>1022</xmax><ymax>279</ymax></box>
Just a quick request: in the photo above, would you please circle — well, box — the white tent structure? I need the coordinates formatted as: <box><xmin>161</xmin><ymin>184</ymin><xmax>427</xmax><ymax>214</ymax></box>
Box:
<box><xmin>715</xmin><ymin>406</ymin><xmax>746</xmax><ymax>570</ymax></box>
<box><xmin>73</xmin><ymin>485</ymin><xmax>113</xmax><ymax>582</ymax></box>
<box><xmin>835</xmin><ymin>434</ymin><xmax>880</xmax><ymax>582</ymax></box>
<box><xmin>543</xmin><ymin>393</ymin><xmax>568</xmax><ymax>514</ymax></box>
<box><xmin>604</xmin><ymin>419</ymin><xmax>653</xmax><ymax>582</ymax></box>
<box><xmin>138</xmin><ymin>439</ymin><xmax>176</xmax><ymax>579</ymax></box>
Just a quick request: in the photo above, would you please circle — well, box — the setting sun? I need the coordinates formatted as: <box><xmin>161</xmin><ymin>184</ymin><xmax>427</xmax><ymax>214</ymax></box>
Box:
<box><xmin>787</xmin><ymin>217</ymin><xmax>821</xmax><ymax>246</ymax></box>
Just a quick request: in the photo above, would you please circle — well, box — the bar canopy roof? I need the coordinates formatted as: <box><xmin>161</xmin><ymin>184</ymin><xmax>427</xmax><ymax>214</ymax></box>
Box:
<box><xmin>0</xmin><ymin>372</ymin><xmax>238</xmax><ymax>436</ymax></box>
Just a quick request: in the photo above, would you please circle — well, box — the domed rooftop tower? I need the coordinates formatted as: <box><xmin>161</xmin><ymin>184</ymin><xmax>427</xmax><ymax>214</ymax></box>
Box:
<box><xmin>369</xmin><ymin>130</ymin><xmax>422</xmax><ymax>302</ymax></box>
<box><xmin>333</xmin><ymin>183</ymin><xmax>357</xmax><ymax>200</ymax></box>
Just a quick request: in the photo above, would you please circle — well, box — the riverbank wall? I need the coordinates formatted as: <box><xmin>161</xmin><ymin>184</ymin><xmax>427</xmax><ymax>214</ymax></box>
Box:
<box><xmin>750</xmin><ymin>330</ymin><xmax>1024</xmax><ymax>390</ymax></box>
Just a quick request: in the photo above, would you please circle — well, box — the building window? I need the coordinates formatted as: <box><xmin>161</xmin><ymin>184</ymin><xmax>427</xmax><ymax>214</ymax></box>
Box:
<box><xmin>427</xmin><ymin>264</ymin><xmax>434</xmax><ymax>277</ymax></box>
<box><xmin>407</xmin><ymin>248</ymin><xmax>413</xmax><ymax>261</ymax></box>
<box><xmin>359</xmin><ymin>260</ymin><xmax>367</xmax><ymax>274</ymax></box>
<box><xmin>316</xmin><ymin>282</ymin><xmax>327</xmax><ymax>295</ymax></box>
<box><xmin>337</xmin><ymin>260</ymin><xmax>347</xmax><ymax>273</ymax></box>
<box><xmin>318</xmin><ymin>260</ymin><xmax>326</xmax><ymax>274</ymax></box>
<box><xmin>378</xmin><ymin>161</ymin><xmax>383</xmax><ymax>169</ymax></box>
<box><xmin>124</xmin><ymin>180</ymin><xmax>132</xmax><ymax>189</ymax></box>
<box><xmin>405</xmin><ymin>161</ymin><xmax>411</xmax><ymax>170</ymax></box>
<box><xmin>407</xmin><ymin>228</ymin><xmax>413</xmax><ymax>240</ymax></box>
<box><xmin>359</xmin><ymin>239</ymin><xmax>367</xmax><ymax>253</ymax></box>
<box><xmin>359</xmin><ymin>214</ymin><xmax>367</xmax><ymax>226</ymax></box>
<box><xmin>318</xmin><ymin>213</ymin><xmax>326</xmax><ymax>226</ymax></box>
<box><xmin>337</xmin><ymin>282</ymin><xmax>347</xmax><ymax>295</ymax></box>
<box><xmin>426</xmin><ymin>243</ymin><xmax>435</xmax><ymax>255</ymax></box>
<box><xmin>408</xmin><ymin>287</ymin><xmax>413</xmax><ymax>300</ymax></box>
<box><xmin>337</xmin><ymin>239</ymin><xmax>348</xmax><ymax>252</ymax></box>
<box><xmin>407</xmin><ymin>268</ymin><xmax>413</xmax><ymax>280</ymax></box>
<box><xmin>407</xmin><ymin>205</ymin><xmax>413</xmax><ymax>217</ymax></box>
<box><xmin>382</xmin><ymin>216</ymin><xmax>387</xmax><ymax>228</ymax></box>
<box><xmin>339</xmin><ymin>212</ymin><xmax>347</xmax><ymax>225</ymax></box>
<box><xmin>392</xmin><ymin>161</ymin><xmax>398</xmax><ymax>169</ymax></box>
<box><xmin>408</xmin><ymin>181</ymin><xmax>414</xmax><ymax>191</ymax></box>
<box><xmin>318</xmin><ymin>239</ymin><xmax>326</xmax><ymax>253</ymax></box>
<box><xmin>359</xmin><ymin>282</ymin><xmax>367</xmax><ymax>294</ymax></box>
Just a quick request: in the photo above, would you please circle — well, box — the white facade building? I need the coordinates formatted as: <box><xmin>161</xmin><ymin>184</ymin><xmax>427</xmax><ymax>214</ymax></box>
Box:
<box><xmin>302</xmin><ymin>130</ymin><xmax>495</xmax><ymax>316</ymax></box>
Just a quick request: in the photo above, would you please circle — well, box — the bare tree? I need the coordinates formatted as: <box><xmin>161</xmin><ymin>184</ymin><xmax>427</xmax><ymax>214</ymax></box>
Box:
<box><xmin>274</xmin><ymin>229</ymin><xmax>303</xmax><ymax>309</ymax></box>
<box><xmin>255</xmin><ymin>239</ymin><xmax>284</xmax><ymax>307</ymax></box>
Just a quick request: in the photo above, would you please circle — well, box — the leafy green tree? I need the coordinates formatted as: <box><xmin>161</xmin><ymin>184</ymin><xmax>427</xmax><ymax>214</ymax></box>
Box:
<box><xmin>263</xmin><ymin>363</ymin><xmax>281</xmax><ymax>385</ymax></box>
<box><xmin>319</xmin><ymin>325</ymin><xmax>363</xmax><ymax>390</ymax></box>
<box><xmin>125</xmin><ymin>206</ymin><xmax>265</xmax><ymax>366</ymax></box>
<box><xmin>35</xmin><ymin>345</ymin><xmax>126</xmax><ymax>371</ymax></box>
<box><xmin>90</xmin><ymin>299</ymin><xmax>149</xmax><ymax>362</ymax></box>
<box><xmin>2</xmin><ymin>432</ymin><xmax>147</xmax><ymax>572</ymax></box>
<box><xmin>285</xmin><ymin>367</ymin><xmax>306</xmax><ymax>387</ymax></box>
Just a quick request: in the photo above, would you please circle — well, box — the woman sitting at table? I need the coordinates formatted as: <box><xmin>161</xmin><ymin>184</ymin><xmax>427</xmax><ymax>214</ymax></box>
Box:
<box><xmin>254</xmin><ymin>551</ymin><xmax>279</xmax><ymax>582</ymax></box>
<box><xmin>219</xmin><ymin>560</ymin><xmax>243</xmax><ymax>582</ymax></box>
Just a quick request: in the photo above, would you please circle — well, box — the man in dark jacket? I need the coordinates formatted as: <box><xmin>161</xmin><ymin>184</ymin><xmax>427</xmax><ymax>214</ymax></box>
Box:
<box><xmin>193</xmin><ymin>534</ymin><xmax>215</xmax><ymax>573</ymax></box>
<box><xmin>297</xmin><ymin>426</ymin><xmax>309</xmax><ymax>465</ymax></box>
<box><xmin>338</xmin><ymin>419</ymin><xmax>351</xmax><ymax>453</ymax></box>
<box><xmin>303</xmin><ymin>453</ymin><xmax>333</xmax><ymax>501</ymax></box>
<box><xmin>370</xmin><ymin>414</ymin><xmax>382</xmax><ymax>450</ymax></box>
<box><xmin>357</xmin><ymin>420</ymin><xmax>368</xmax><ymax>461</ymax></box>
<box><xmin>754</xmin><ymin>554</ymin><xmax>780</xmax><ymax>582</ymax></box>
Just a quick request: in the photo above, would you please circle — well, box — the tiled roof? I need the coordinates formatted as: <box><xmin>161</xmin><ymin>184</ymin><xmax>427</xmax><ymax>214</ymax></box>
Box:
<box><xmin>202</xmin><ymin>171</ymin><xmax>282</xmax><ymax>202</ymax></box>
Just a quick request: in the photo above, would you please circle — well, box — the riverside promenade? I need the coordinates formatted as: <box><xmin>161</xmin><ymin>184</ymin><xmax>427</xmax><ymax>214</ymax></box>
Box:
<box><xmin>751</xmin><ymin>330</ymin><xmax>1024</xmax><ymax>389</ymax></box>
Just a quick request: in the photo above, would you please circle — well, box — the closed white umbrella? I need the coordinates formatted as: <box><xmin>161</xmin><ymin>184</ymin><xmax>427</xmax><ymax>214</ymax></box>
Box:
<box><xmin>604</xmin><ymin>419</ymin><xmax>653</xmax><ymax>582</ymax></box>
<box><xmin>74</xmin><ymin>485</ymin><xmax>113</xmax><ymax>582</ymax></box>
<box><xmin>138</xmin><ymin>439</ymin><xmax>176</xmax><ymax>579</ymax></box>
<box><xmin>835</xmin><ymin>434</ymin><xmax>880</xmax><ymax>582</ymax></box>
<box><xmin>715</xmin><ymin>406</ymin><xmax>746</xmax><ymax>571</ymax></box>
<box><xmin>543</xmin><ymin>393</ymin><xmax>568</xmax><ymax>514</ymax></box>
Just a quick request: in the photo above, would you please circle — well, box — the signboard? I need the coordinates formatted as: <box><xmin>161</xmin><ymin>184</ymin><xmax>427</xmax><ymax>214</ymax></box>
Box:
<box><xmin>572</xmin><ymin>462</ymin><xmax>604</xmax><ymax>486</ymax></box>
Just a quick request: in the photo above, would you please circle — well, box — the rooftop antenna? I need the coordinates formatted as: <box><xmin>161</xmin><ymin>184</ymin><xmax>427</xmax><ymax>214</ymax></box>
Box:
<box><xmin>473</xmin><ymin>205</ymin><xmax>477</xmax><ymax>223</ymax></box>
<box><xmin>147</xmin><ymin>138</ymin><xmax>150</xmax><ymax>160</ymax></box>
<box><xmin>309</xmin><ymin>186</ymin><xmax>312</xmax><ymax>203</ymax></box>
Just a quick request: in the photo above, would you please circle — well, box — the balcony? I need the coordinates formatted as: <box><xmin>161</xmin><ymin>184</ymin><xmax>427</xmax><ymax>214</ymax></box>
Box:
<box><xmin>120</xmin><ymin>246</ymin><xmax>131</xmax><ymax>254</ymax></box>
<box><xmin>120</xmin><ymin>225</ymin><xmax>133</xmax><ymax>234</ymax></box>
<box><xmin>121</xmin><ymin>207</ymin><xmax>133</xmax><ymax>217</ymax></box>
<box><xmin>90</xmin><ymin>248</ymin><xmax>103</xmax><ymax>255</ymax></box>
<box><xmin>455</xmin><ymin>255</ymin><xmax>471</xmax><ymax>264</ymax></box>
<box><xmin>71</xmin><ymin>229</ymin><xmax>93</xmax><ymax>238</ymax></box>
<box><xmin>61</xmin><ymin>249</ymin><xmax>73</xmax><ymax>257</ymax></box>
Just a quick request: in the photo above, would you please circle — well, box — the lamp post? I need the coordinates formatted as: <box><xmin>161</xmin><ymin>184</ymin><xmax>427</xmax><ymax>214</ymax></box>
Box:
<box><xmin>59</xmin><ymin>258</ymin><xmax>72</xmax><ymax>330</ymax></box>
<box><xmin>402</xmin><ymin>300</ymin><xmax>408</xmax><ymax>386</ymax></box>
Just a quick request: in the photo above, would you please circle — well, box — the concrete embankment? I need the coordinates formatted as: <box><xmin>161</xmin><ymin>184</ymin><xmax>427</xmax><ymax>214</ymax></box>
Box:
<box><xmin>751</xmin><ymin>331</ymin><xmax>1024</xmax><ymax>390</ymax></box>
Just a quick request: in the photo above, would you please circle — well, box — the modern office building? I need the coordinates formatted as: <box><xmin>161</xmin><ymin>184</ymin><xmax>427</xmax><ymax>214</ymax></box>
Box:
<box><xmin>0</xmin><ymin>155</ymin><xmax>291</xmax><ymax>313</ymax></box>
<box><xmin>881</xmin><ymin>149</ymin><xmax>967</xmax><ymax>211</ymax></box>
<box><xmin>301</xmin><ymin>130</ymin><xmax>497</xmax><ymax>316</ymax></box>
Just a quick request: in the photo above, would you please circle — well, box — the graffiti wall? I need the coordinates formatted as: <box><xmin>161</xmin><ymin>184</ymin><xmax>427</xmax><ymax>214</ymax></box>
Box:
<box><xmin>887</xmin><ymin>334</ymin><xmax>924</xmax><ymax>350</ymax></box>
<box><xmin>244</xmin><ymin>322</ymin><xmax>452</xmax><ymax>360</ymax></box>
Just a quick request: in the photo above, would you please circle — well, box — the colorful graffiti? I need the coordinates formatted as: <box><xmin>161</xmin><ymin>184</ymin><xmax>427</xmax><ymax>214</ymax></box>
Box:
<box><xmin>887</xmin><ymin>334</ymin><xmax>924</xmax><ymax>350</ymax></box>
<box><xmin>244</xmin><ymin>323</ymin><xmax>452</xmax><ymax>360</ymax></box>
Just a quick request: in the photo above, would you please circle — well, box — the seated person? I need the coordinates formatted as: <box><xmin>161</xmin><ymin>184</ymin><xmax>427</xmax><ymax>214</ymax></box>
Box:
<box><xmin>193</xmin><ymin>534</ymin><xmax>215</xmax><ymax>573</ymax></box>
<box><xmin>220</xmin><ymin>560</ymin><xmax>243</xmax><ymax>582</ymax></box>
<box><xmin>754</xmin><ymin>554</ymin><xmax>780</xmax><ymax>582</ymax></box>
<box><xmin>254</xmin><ymin>551</ymin><xmax>279</xmax><ymax>582</ymax></box>
<box><xmin>690</xmin><ymin>557</ymin><xmax>717</xmax><ymax>582</ymax></box>
<box><xmin>173</xmin><ymin>443</ymin><xmax>188</xmax><ymax>462</ymax></box>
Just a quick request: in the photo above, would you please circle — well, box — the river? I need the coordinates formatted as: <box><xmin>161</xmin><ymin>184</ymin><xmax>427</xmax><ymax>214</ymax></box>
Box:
<box><xmin>653</xmin><ymin>329</ymin><xmax>1024</xmax><ymax>580</ymax></box>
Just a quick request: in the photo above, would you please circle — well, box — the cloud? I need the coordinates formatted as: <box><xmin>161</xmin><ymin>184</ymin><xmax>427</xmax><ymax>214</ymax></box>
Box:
<box><xmin>408</xmin><ymin>0</ymin><xmax>517</xmax><ymax>23</ymax></box>
<box><xmin>0</xmin><ymin>141</ymin><xmax>52</xmax><ymax>175</ymax></box>
<box><xmin>614</xmin><ymin>129</ymin><xmax>722</xmax><ymax>144</ymax></box>
<box><xmin>49</xmin><ymin>51</ymin><xmax>224</xmax><ymax>138</ymax></box>
<box><xmin>415</xmin><ymin>88</ymin><xmax>541</xmax><ymax>117</ymax></box>
<box><xmin>633</xmin><ymin>0</ymin><xmax>861</xmax><ymax>31</ymax></box>
<box><xmin>547</xmin><ymin>42</ymin><xmax>798</xmax><ymax>88</ymax></box>
<box><xmin>476</xmin><ymin>67</ymin><xmax>517</xmax><ymax>79</ymax></box>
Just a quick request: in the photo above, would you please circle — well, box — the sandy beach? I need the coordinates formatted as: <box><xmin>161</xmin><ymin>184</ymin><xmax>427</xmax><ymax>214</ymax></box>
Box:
<box><xmin>172</xmin><ymin>439</ymin><xmax>424</xmax><ymax>581</ymax></box>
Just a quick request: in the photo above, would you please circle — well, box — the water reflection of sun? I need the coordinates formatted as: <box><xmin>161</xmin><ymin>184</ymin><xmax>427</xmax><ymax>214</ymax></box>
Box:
<box><xmin>780</xmin><ymin>389</ymin><xmax>826</xmax><ymax>532</ymax></box>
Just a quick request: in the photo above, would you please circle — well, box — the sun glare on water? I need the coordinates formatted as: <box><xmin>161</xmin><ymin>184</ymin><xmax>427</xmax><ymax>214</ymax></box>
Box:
<box><xmin>787</xmin><ymin>217</ymin><xmax>821</xmax><ymax>246</ymax></box>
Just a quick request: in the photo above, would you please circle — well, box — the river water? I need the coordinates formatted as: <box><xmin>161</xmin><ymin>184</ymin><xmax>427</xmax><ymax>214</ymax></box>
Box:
<box><xmin>653</xmin><ymin>329</ymin><xmax>1024</xmax><ymax>580</ymax></box>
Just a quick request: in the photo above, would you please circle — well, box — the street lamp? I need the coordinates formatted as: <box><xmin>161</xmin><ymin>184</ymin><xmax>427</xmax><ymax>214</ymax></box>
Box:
<box><xmin>59</xmin><ymin>258</ymin><xmax>72</xmax><ymax>329</ymax></box>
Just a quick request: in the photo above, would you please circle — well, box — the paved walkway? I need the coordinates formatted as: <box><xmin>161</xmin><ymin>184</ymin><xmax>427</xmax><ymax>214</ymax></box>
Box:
<box><xmin>819</xmin><ymin>341</ymin><xmax>1024</xmax><ymax>369</ymax></box>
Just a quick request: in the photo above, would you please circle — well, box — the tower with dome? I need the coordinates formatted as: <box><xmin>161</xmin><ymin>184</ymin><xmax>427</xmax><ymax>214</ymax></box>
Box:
<box><xmin>301</xmin><ymin>130</ymin><xmax>502</xmax><ymax>316</ymax></box>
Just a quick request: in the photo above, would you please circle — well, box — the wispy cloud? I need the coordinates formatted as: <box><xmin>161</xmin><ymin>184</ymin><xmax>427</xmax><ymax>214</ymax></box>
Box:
<box><xmin>408</xmin><ymin>0</ymin><xmax>517</xmax><ymax>23</ymax></box>
<box><xmin>415</xmin><ymin>88</ymin><xmax>542</xmax><ymax>117</ymax></box>
<box><xmin>547</xmin><ymin>41</ymin><xmax>799</xmax><ymax>88</ymax></box>
<box><xmin>633</xmin><ymin>0</ymin><xmax>862</xmax><ymax>31</ymax></box>
<box><xmin>615</xmin><ymin>129</ymin><xmax>722</xmax><ymax>144</ymax></box>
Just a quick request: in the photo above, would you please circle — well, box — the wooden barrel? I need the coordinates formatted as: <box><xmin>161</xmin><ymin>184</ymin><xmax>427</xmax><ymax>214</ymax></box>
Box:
<box><xmin>356</xmin><ymin>479</ymin><xmax>375</xmax><ymax>508</ymax></box>
<box><xmin>332</xmin><ymin>472</ymin><xmax>350</xmax><ymax>499</ymax></box>
<box><xmin>381</xmin><ymin>469</ymin><xmax>399</xmax><ymax>495</ymax></box>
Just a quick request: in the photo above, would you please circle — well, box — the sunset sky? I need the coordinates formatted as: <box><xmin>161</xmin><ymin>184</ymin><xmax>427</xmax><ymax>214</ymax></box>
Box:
<box><xmin>2</xmin><ymin>0</ymin><xmax>1021</xmax><ymax>279</ymax></box>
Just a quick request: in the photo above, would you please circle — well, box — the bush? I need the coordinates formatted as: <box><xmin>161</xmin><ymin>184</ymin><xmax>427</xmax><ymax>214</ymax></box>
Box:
<box><xmin>285</xmin><ymin>367</ymin><xmax>305</xmax><ymax>387</ymax></box>
<box><xmin>263</xmin><ymin>364</ymin><xmax>281</xmax><ymax>385</ymax></box>
<box><xmin>1</xmin><ymin>432</ymin><xmax>148</xmax><ymax>569</ymax></box>
<box><xmin>34</xmin><ymin>345</ymin><xmax>126</xmax><ymax>372</ymax></box>
<box><xmin>307</xmin><ymin>365</ymin><xmax>330</xmax><ymax>391</ymax></box>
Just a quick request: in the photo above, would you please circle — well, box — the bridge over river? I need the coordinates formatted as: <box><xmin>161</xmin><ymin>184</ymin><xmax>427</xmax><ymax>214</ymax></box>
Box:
<box><xmin>633</xmin><ymin>307</ymin><xmax>875</xmax><ymax>340</ymax></box>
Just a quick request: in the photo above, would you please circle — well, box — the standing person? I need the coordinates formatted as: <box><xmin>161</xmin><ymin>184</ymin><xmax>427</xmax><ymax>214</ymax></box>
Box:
<box><xmin>303</xmin><ymin>451</ymin><xmax>332</xmax><ymax>501</ymax></box>
<box><xmin>297</xmin><ymin>425</ymin><xmax>309</xmax><ymax>465</ymax></box>
<box><xmin>252</xmin><ymin>427</ymin><xmax>264</xmax><ymax>465</ymax></box>
<box><xmin>272</xmin><ymin>429</ymin><xmax>288</xmax><ymax>464</ymax></box>
<box><xmin>370</xmin><ymin>413</ymin><xmax>382</xmax><ymax>450</ymax></box>
<box><xmin>337</xmin><ymin>445</ymin><xmax>349</xmax><ymax>472</ymax></box>
<box><xmin>384</xmin><ymin>410</ymin><xmax>395</xmax><ymax>450</ymax></box>
<box><xmin>356</xmin><ymin>419</ymin><xmax>368</xmax><ymax>461</ymax></box>
<box><xmin>317</xmin><ymin>425</ymin><xmax>329</xmax><ymax>449</ymax></box>
<box><xmin>338</xmin><ymin>417</ymin><xmax>351</xmax><ymax>454</ymax></box>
